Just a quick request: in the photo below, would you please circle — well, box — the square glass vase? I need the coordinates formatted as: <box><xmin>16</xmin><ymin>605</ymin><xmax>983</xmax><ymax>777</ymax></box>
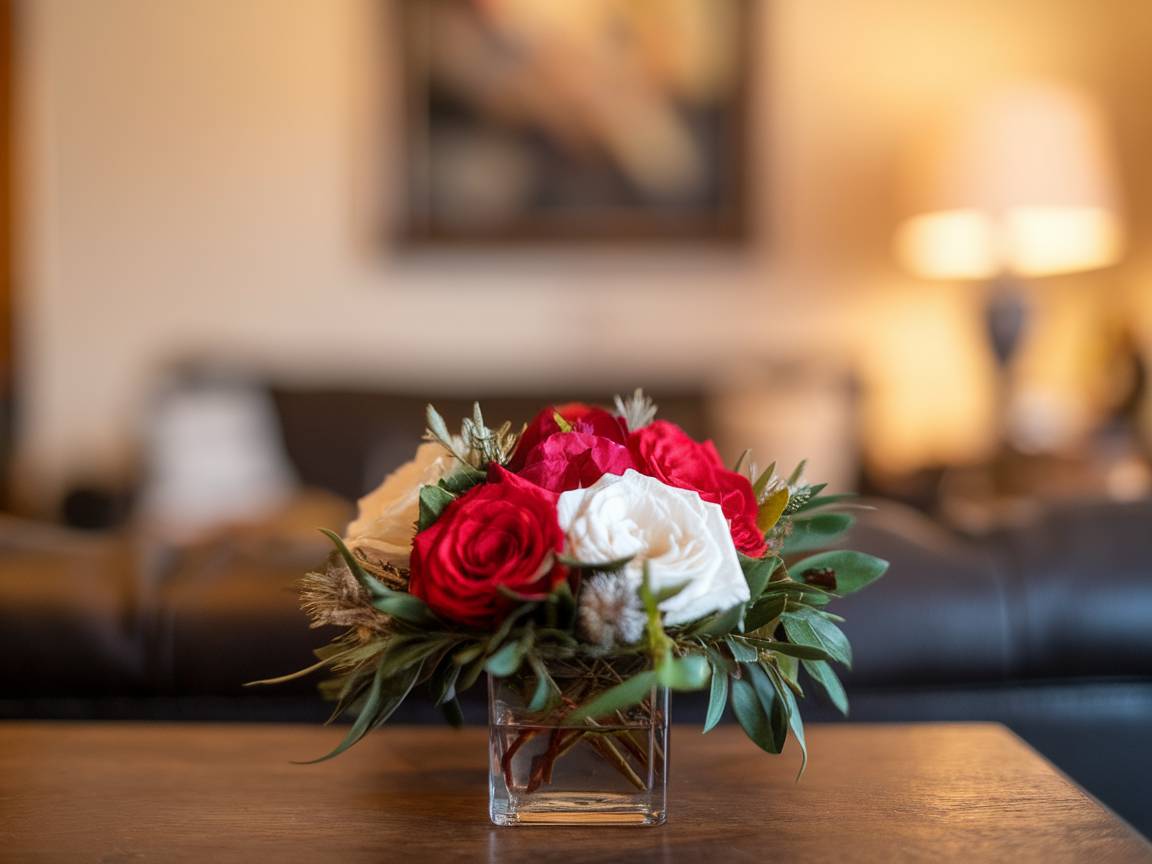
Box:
<box><xmin>487</xmin><ymin>662</ymin><xmax>669</xmax><ymax>826</ymax></box>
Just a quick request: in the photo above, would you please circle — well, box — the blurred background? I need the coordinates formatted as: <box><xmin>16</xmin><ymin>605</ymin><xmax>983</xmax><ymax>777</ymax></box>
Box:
<box><xmin>3</xmin><ymin>0</ymin><xmax>1152</xmax><ymax>529</ymax></box>
<box><xmin>1</xmin><ymin>0</ymin><xmax>1151</xmax><ymax>837</ymax></box>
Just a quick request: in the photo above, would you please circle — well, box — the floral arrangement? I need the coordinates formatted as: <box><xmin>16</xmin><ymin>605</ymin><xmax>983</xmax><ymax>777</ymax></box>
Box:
<box><xmin>269</xmin><ymin>391</ymin><xmax>886</xmax><ymax>775</ymax></box>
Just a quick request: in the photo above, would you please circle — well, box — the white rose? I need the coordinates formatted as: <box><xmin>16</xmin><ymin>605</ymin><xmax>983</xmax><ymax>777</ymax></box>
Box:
<box><xmin>344</xmin><ymin>441</ymin><xmax>458</xmax><ymax>570</ymax></box>
<box><xmin>557</xmin><ymin>470</ymin><xmax>750</xmax><ymax>627</ymax></box>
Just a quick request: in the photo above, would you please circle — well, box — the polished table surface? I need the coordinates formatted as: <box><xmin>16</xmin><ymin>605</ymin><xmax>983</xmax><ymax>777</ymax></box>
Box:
<box><xmin>1</xmin><ymin>721</ymin><xmax>1149</xmax><ymax>863</ymax></box>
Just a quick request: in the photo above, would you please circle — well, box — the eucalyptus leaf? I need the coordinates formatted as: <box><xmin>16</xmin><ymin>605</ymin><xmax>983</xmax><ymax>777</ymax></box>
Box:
<box><xmin>752</xmin><ymin>461</ymin><xmax>777</xmax><ymax>498</ymax></box>
<box><xmin>739</xmin><ymin>554</ymin><xmax>778</xmax><ymax>601</ymax></box>
<box><xmin>795</xmin><ymin>493</ymin><xmax>859</xmax><ymax>512</ymax></box>
<box><xmin>485</xmin><ymin>629</ymin><xmax>532</xmax><ymax>677</ymax></box>
<box><xmin>760</xmin><ymin>580</ymin><xmax>836</xmax><ymax>599</ymax></box>
<box><xmin>743</xmin><ymin>637</ymin><xmax>831</xmax><ymax>662</ymax></box>
<box><xmin>430</xmin><ymin>656</ymin><xmax>461</xmax><ymax>705</ymax></box>
<box><xmin>732</xmin><ymin>448</ymin><xmax>752</xmax><ymax>474</ymax></box>
<box><xmin>527</xmin><ymin>656</ymin><xmax>561</xmax><ymax>713</ymax></box>
<box><xmin>744</xmin><ymin>595</ymin><xmax>788</xmax><ymax>633</ymax></box>
<box><xmin>787</xmin><ymin>460</ymin><xmax>808</xmax><ymax>486</ymax></box>
<box><xmin>318</xmin><ymin>529</ymin><xmax>383</xmax><ymax>599</ymax></box>
<box><xmin>378</xmin><ymin>634</ymin><xmax>447</xmax><ymax>678</ymax></box>
<box><xmin>441</xmin><ymin>696</ymin><xmax>464</xmax><ymax>728</ymax></box>
<box><xmin>781</xmin><ymin>513</ymin><xmax>855</xmax><ymax>556</ymax></box>
<box><xmin>555</xmin><ymin>553</ymin><xmax>636</xmax><ymax>572</ymax></box>
<box><xmin>371</xmin><ymin>592</ymin><xmax>442</xmax><ymax>628</ymax></box>
<box><xmin>774</xmin><ymin>653</ymin><xmax>803</xmax><ymax>697</ymax></box>
<box><xmin>704</xmin><ymin>659</ymin><xmax>729</xmax><ymax>733</ymax></box>
<box><xmin>789</xmin><ymin>550</ymin><xmax>889</xmax><ymax>596</ymax></box>
<box><xmin>764</xmin><ymin>662</ymin><xmax>807</xmax><ymax>777</ymax></box>
<box><xmin>782</xmin><ymin>607</ymin><xmax>853</xmax><ymax>668</ymax></box>
<box><xmin>655</xmin><ymin>654</ymin><xmax>710</xmax><ymax>690</ymax></box>
<box><xmin>417</xmin><ymin>484</ymin><xmax>457</xmax><ymax>533</ymax></box>
<box><xmin>731</xmin><ymin>663</ymin><xmax>787</xmax><ymax>754</ymax></box>
<box><xmin>566</xmin><ymin>671</ymin><xmax>658</xmax><ymax>724</ymax></box>
<box><xmin>298</xmin><ymin>659</ymin><xmax>420</xmax><ymax>764</ymax></box>
<box><xmin>726</xmin><ymin>635</ymin><xmax>759</xmax><ymax>663</ymax></box>
<box><xmin>688</xmin><ymin>602</ymin><xmax>745</xmax><ymax>637</ymax></box>
<box><xmin>803</xmin><ymin>659</ymin><xmax>849</xmax><ymax>716</ymax></box>
<box><xmin>437</xmin><ymin>468</ymin><xmax>485</xmax><ymax>495</ymax></box>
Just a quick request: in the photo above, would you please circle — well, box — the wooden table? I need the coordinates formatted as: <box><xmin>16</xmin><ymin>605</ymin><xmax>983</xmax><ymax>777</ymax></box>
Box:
<box><xmin>1</xmin><ymin>722</ymin><xmax>1149</xmax><ymax>863</ymax></box>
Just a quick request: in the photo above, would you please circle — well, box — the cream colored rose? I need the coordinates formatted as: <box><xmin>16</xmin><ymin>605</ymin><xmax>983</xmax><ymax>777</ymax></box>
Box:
<box><xmin>345</xmin><ymin>442</ymin><xmax>458</xmax><ymax>570</ymax></box>
<box><xmin>557</xmin><ymin>470</ymin><xmax>750</xmax><ymax>627</ymax></box>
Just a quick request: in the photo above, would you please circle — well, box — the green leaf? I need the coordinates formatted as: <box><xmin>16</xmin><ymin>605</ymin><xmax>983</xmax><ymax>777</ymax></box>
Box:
<box><xmin>726</xmin><ymin>635</ymin><xmax>758</xmax><ymax>663</ymax></box>
<box><xmin>429</xmin><ymin>656</ymin><xmax>461</xmax><ymax>706</ymax></box>
<box><xmin>656</xmin><ymin>654</ymin><xmax>710</xmax><ymax>690</ymax></box>
<box><xmin>417</xmin><ymin>484</ymin><xmax>456</xmax><ymax>533</ymax></box>
<box><xmin>485</xmin><ymin>628</ymin><xmax>533</xmax><ymax>677</ymax></box>
<box><xmin>299</xmin><ymin>658</ymin><xmax>421</xmax><ymax>764</ymax></box>
<box><xmin>566</xmin><ymin>671</ymin><xmax>658</xmax><ymax>724</ymax></box>
<box><xmin>732</xmin><ymin>448</ymin><xmax>751</xmax><ymax>474</ymax></box>
<box><xmin>452</xmin><ymin>643</ymin><xmax>484</xmax><ymax>666</ymax></box>
<box><xmin>456</xmin><ymin>652</ymin><xmax>487</xmax><ymax>692</ymax></box>
<box><xmin>318</xmin><ymin>529</ymin><xmax>384</xmax><ymax>599</ymax></box>
<box><xmin>781</xmin><ymin>513</ymin><xmax>855</xmax><ymax>556</ymax></box>
<box><xmin>527</xmin><ymin>656</ymin><xmax>561</xmax><ymax>712</ymax></box>
<box><xmin>789</xmin><ymin>550</ymin><xmax>889</xmax><ymax>595</ymax></box>
<box><xmin>687</xmin><ymin>602</ymin><xmax>745</xmax><ymax>637</ymax></box>
<box><xmin>730</xmin><ymin>663</ymin><xmax>787</xmax><ymax>754</ymax></box>
<box><xmin>378</xmin><ymin>634</ymin><xmax>447</xmax><ymax>678</ymax></box>
<box><xmin>744</xmin><ymin>595</ymin><xmax>788</xmax><ymax>633</ymax></box>
<box><xmin>738</xmin><ymin>554</ymin><xmax>778</xmax><ymax>602</ymax></box>
<box><xmin>704</xmin><ymin>658</ymin><xmax>729</xmax><ymax>733</ymax></box>
<box><xmin>764</xmin><ymin>662</ymin><xmax>807</xmax><ymax>777</ymax></box>
<box><xmin>774</xmin><ymin>653</ymin><xmax>801</xmax><ymax>691</ymax></box>
<box><xmin>765</xmin><ymin>643</ymin><xmax>828</xmax><ymax>660</ymax></box>
<box><xmin>543</xmin><ymin>580</ymin><xmax>577</xmax><ymax>630</ymax></box>
<box><xmin>437</xmin><ymin>468</ymin><xmax>485</xmax><ymax>495</ymax></box>
<box><xmin>787</xmin><ymin>459</ymin><xmax>808</xmax><ymax>486</ymax></box>
<box><xmin>803</xmin><ymin>659</ymin><xmax>849</xmax><ymax>716</ymax></box>
<box><xmin>555</xmin><ymin>553</ymin><xmax>636</xmax><ymax>572</ymax></box>
<box><xmin>441</xmin><ymin>696</ymin><xmax>464</xmax><ymax>728</ymax></box>
<box><xmin>782</xmin><ymin>608</ymin><xmax>853</xmax><ymax>668</ymax></box>
<box><xmin>752</xmin><ymin>461</ymin><xmax>777</xmax><ymax>498</ymax></box>
<box><xmin>552</xmin><ymin>411</ymin><xmax>573</xmax><ymax>433</ymax></box>
<box><xmin>795</xmin><ymin>493</ymin><xmax>858</xmax><ymax>512</ymax></box>
<box><xmin>760</xmin><ymin>580</ymin><xmax>836</xmax><ymax>599</ymax></box>
<box><xmin>371</xmin><ymin>592</ymin><xmax>442</xmax><ymax>628</ymax></box>
<box><xmin>739</xmin><ymin>636</ymin><xmax>831</xmax><ymax>661</ymax></box>
<box><xmin>649</xmin><ymin>579</ymin><xmax>691</xmax><ymax>606</ymax></box>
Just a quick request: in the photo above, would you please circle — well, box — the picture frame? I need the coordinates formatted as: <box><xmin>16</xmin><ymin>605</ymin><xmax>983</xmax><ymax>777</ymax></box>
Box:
<box><xmin>398</xmin><ymin>0</ymin><xmax>752</xmax><ymax>245</ymax></box>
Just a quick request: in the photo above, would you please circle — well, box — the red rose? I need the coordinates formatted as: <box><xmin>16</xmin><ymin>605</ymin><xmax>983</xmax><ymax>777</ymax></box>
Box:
<box><xmin>408</xmin><ymin>464</ymin><xmax>570</xmax><ymax>628</ymax></box>
<box><xmin>507</xmin><ymin>403</ymin><xmax>627</xmax><ymax>472</ymax></box>
<box><xmin>518</xmin><ymin>432</ymin><xmax>637</xmax><ymax>493</ymax></box>
<box><xmin>628</xmin><ymin>421</ymin><xmax>768</xmax><ymax>558</ymax></box>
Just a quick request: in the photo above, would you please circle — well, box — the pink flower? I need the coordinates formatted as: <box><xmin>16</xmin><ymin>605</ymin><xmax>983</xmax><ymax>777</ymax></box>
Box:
<box><xmin>518</xmin><ymin>432</ymin><xmax>637</xmax><ymax>493</ymax></box>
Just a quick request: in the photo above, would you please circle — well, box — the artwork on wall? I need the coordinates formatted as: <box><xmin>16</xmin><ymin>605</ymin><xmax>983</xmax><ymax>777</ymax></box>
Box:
<box><xmin>399</xmin><ymin>0</ymin><xmax>751</xmax><ymax>244</ymax></box>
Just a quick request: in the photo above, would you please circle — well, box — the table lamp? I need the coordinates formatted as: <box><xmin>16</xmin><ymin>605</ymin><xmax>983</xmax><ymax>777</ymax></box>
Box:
<box><xmin>895</xmin><ymin>80</ymin><xmax>1124</xmax><ymax>377</ymax></box>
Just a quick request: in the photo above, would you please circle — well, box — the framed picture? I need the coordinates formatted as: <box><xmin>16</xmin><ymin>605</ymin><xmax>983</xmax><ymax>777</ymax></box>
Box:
<box><xmin>399</xmin><ymin>0</ymin><xmax>751</xmax><ymax>244</ymax></box>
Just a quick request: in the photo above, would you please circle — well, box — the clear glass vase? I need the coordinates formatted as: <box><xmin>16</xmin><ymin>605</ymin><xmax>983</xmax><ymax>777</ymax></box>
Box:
<box><xmin>488</xmin><ymin>659</ymin><xmax>669</xmax><ymax>826</ymax></box>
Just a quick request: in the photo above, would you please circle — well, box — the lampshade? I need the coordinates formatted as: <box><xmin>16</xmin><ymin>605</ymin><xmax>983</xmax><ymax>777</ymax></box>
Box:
<box><xmin>896</xmin><ymin>80</ymin><xmax>1124</xmax><ymax>280</ymax></box>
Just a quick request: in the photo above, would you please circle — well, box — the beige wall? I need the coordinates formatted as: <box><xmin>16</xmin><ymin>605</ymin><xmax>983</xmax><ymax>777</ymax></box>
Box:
<box><xmin>13</xmin><ymin>0</ymin><xmax>1152</xmax><ymax>511</ymax></box>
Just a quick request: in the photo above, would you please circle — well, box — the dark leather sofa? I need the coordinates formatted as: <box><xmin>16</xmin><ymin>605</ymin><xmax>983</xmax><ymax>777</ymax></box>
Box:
<box><xmin>1</xmin><ymin>388</ymin><xmax>1149</xmax><ymax>837</ymax></box>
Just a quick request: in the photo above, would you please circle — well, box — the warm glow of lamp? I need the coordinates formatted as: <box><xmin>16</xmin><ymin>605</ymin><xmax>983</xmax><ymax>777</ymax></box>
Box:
<box><xmin>896</xmin><ymin>81</ymin><xmax>1124</xmax><ymax>281</ymax></box>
